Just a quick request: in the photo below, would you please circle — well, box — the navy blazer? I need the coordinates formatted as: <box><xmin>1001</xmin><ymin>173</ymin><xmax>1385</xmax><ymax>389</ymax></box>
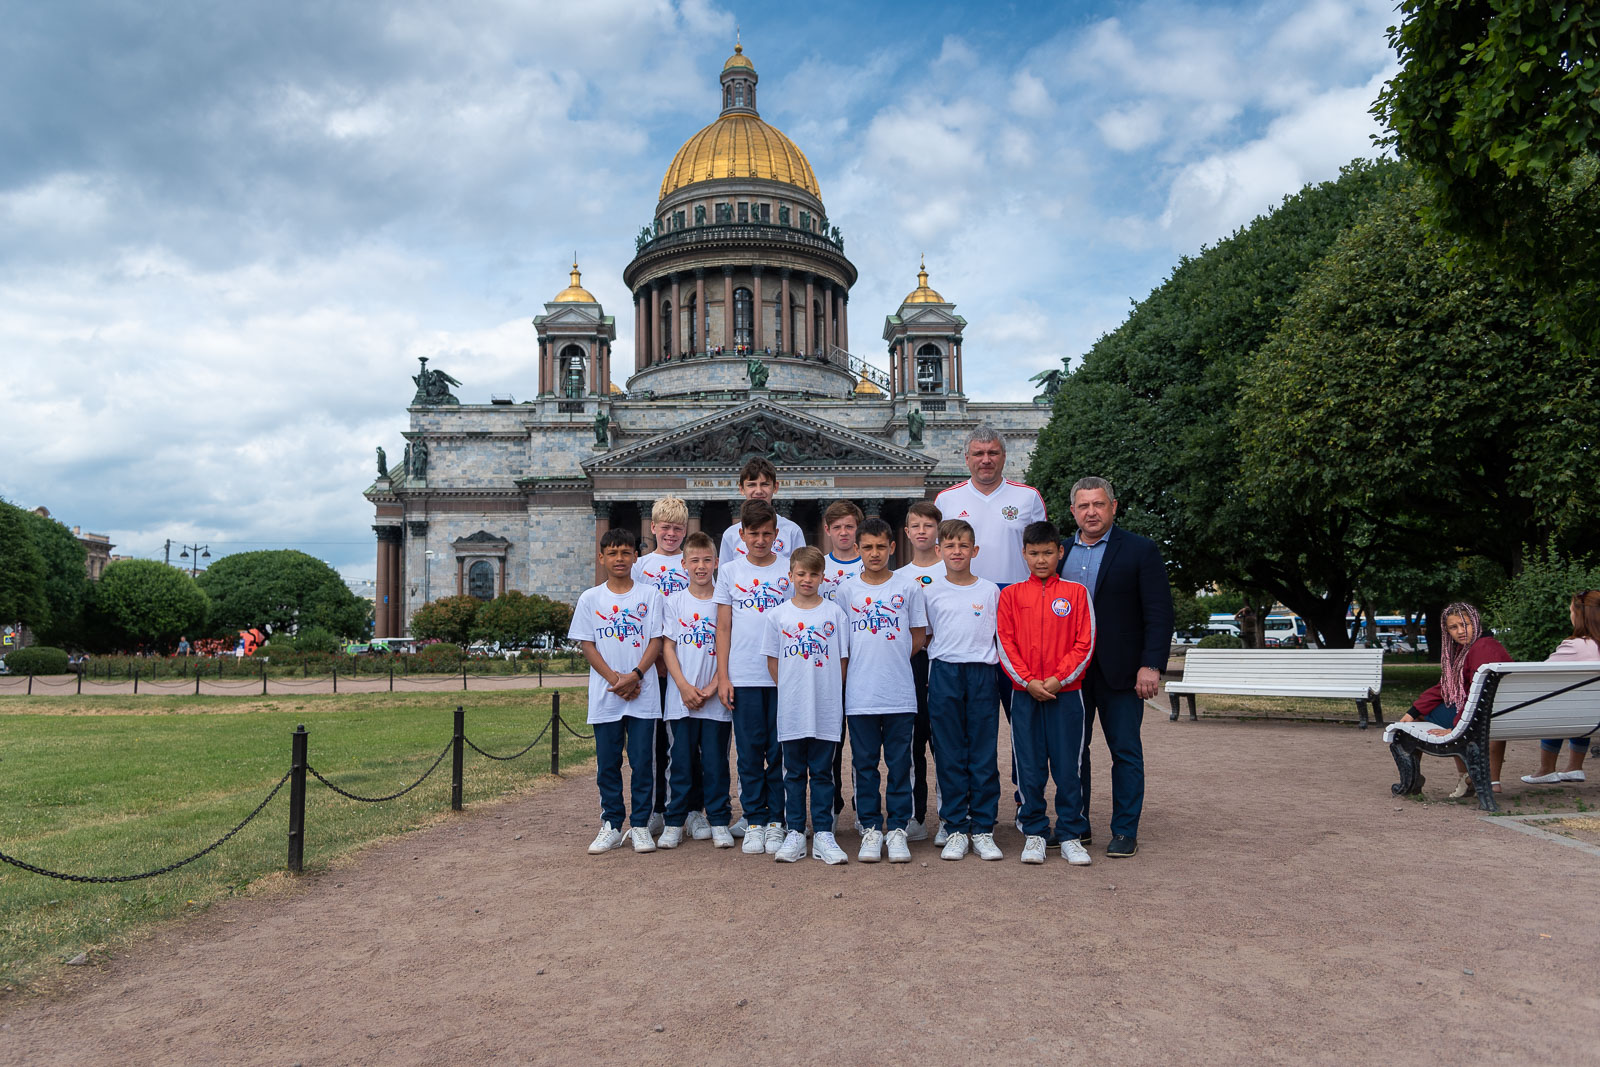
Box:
<box><xmin>1063</xmin><ymin>525</ymin><xmax>1174</xmax><ymax>691</ymax></box>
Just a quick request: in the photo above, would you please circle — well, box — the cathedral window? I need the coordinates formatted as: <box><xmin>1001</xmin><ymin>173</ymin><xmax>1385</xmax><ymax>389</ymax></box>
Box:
<box><xmin>799</xmin><ymin>211</ymin><xmax>810</xmax><ymax>231</ymax></box>
<box><xmin>560</xmin><ymin>344</ymin><xmax>586</xmax><ymax>397</ymax></box>
<box><xmin>686</xmin><ymin>293</ymin><xmax>698</xmax><ymax>353</ymax></box>
<box><xmin>724</xmin><ymin>86</ymin><xmax>732</xmax><ymax>109</ymax></box>
<box><xmin>733</xmin><ymin>288</ymin><xmax>753</xmax><ymax>350</ymax></box>
<box><xmin>695</xmin><ymin>204</ymin><xmax>706</xmax><ymax>226</ymax></box>
<box><xmin>659</xmin><ymin>301</ymin><xmax>672</xmax><ymax>360</ymax></box>
<box><xmin>468</xmin><ymin>561</ymin><xmax>494</xmax><ymax>601</ymax></box>
<box><xmin>812</xmin><ymin>300</ymin><xmax>823</xmax><ymax>355</ymax></box>
<box><xmin>716</xmin><ymin>203</ymin><xmax>732</xmax><ymax>223</ymax></box>
<box><xmin>674</xmin><ymin>210</ymin><xmax>685</xmax><ymax>230</ymax></box>
<box><xmin>758</xmin><ymin>203</ymin><xmax>770</xmax><ymax>222</ymax></box>
<box><xmin>738</xmin><ymin>202</ymin><xmax>749</xmax><ymax>222</ymax></box>
<box><xmin>775</xmin><ymin>300</ymin><xmax>783</xmax><ymax>352</ymax></box>
<box><xmin>779</xmin><ymin>204</ymin><xmax>790</xmax><ymax>226</ymax></box>
<box><xmin>734</xmin><ymin>83</ymin><xmax>745</xmax><ymax>107</ymax></box>
<box><xmin>916</xmin><ymin>343</ymin><xmax>945</xmax><ymax>393</ymax></box>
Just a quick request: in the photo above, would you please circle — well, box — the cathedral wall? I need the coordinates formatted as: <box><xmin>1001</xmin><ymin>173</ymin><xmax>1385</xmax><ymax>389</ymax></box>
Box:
<box><xmin>524</xmin><ymin>506</ymin><xmax>597</xmax><ymax>606</ymax></box>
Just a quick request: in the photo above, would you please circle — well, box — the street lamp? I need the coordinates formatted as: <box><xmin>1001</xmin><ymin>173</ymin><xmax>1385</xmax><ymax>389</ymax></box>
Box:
<box><xmin>424</xmin><ymin>549</ymin><xmax>436</xmax><ymax>605</ymax></box>
<box><xmin>165</xmin><ymin>539</ymin><xmax>211</xmax><ymax>577</ymax></box>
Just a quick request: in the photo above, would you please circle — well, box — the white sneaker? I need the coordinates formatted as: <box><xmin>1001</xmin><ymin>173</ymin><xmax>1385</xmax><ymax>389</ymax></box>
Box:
<box><xmin>972</xmin><ymin>832</ymin><xmax>1003</xmax><ymax>861</ymax></box>
<box><xmin>886</xmin><ymin>828</ymin><xmax>912</xmax><ymax>863</ymax></box>
<box><xmin>657</xmin><ymin>824</ymin><xmax>684</xmax><ymax>849</ymax></box>
<box><xmin>934</xmin><ymin>824</ymin><xmax>949</xmax><ymax>847</ymax></box>
<box><xmin>1021</xmin><ymin>834</ymin><xmax>1047</xmax><ymax>864</ymax></box>
<box><xmin>730</xmin><ymin>816</ymin><xmax>748</xmax><ymax>838</ymax></box>
<box><xmin>629</xmin><ymin>826</ymin><xmax>657</xmax><ymax>853</ymax></box>
<box><xmin>710</xmin><ymin>825</ymin><xmax>735</xmax><ymax>848</ymax></box>
<box><xmin>686</xmin><ymin>810</ymin><xmax>712</xmax><ymax>840</ymax></box>
<box><xmin>813</xmin><ymin>831</ymin><xmax>849</xmax><ymax>865</ymax></box>
<box><xmin>904</xmin><ymin>817</ymin><xmax>928</xmax><ymax>842</ymax></box>
<box><xmin>647</xmin><ymin>812</ymin><xmax>665</xmax><ymax>836</ymax></box>
<box><xmin>587</xmin><ymin>821</ymin><xmax>623</xmax><ymax>854</ymax></box>
<box><xmin>775</xmin><ymin>829</ymin><xmax>808</xmax><ymax>862</ymax></box>
<box><xmin>741</xmin><ymin>827</ymin><xmax>766</xmax><ymax>854</ymax></box>
<box><xmin>941</xmin><ymin>831</ymin><xmax>969</xmax><ymax>860</ymax></box>
<box><xmin>858</xmin><ymin>829</ymin><xmax>884</xmax><ymax>862</ymax></box>
<box><xmin>1061</xmin><ymin>838</ymin><xmax>1092</xmax><ymax>866</ymax></box>
<box><xmin>763</xmin><ymin>822</ymin><xmax>785</xmax><ymax>855</ymax></box>
<box><xmin>1561</xmin><ymin>770</ymin><xmax>1587</xmax><ymax>782</ymax></box>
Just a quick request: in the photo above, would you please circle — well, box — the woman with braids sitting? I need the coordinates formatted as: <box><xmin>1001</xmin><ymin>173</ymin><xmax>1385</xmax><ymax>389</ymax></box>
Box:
<box><xmin>1396</xmin><ymin>601</ymin><xmax>1510</xmax><ymax>798</ymax></box>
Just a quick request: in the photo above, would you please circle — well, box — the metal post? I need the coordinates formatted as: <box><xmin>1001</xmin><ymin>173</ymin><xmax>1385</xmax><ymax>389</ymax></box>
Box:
<box><xmin>333</xmin><ymin>667</ymin><xmax>338</xmax><ymax>694</ymax></box>
<box><xmin>389</xmin><ymin>665</ymin><xmax>394</xmax><ymax>692</ymax></box>
<box><xmin>28</xmin><ymin>674</ymin><xmax>33</xmax><ymax>696</ymax></box>
<box><xmin>451</xmin><ymin>706</ymin><xmax>465</xmax><ymax>811</ymax></box>
<box><xmin>262</xmin><ymin>660</ymin><xmax>268</xmax><ymax>696</ymax></box>
<box><xmin>462</xmin><ymin>662</ymin><xmax>468</xmax><ymax>692</ymax></box>
<box><xmin>196</xmin><ymin>672</ymin><xmax>201</xmax><ymax>696</ymax></box>
<box><xmin>133</xmin><ymin>668</ymin><xmax>138</xmax><ymax>695</ymax></box>
<box><xmin>287</xmin><ymin>725</ymin><xmax>308</xmax><ymax>873</ymax></box>
<box><xmin>77</xmin><ymin>671</ymin><xmax>82</xmax><ymax>695</ymax></box>
<box><xmin>550</xmin><ymin>692</ymin><xmax>561</xmax><ymax>775</ymax></box>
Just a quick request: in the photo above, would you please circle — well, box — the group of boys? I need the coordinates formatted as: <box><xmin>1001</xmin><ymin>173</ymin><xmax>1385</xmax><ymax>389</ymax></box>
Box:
<box><xmin>570</xmin><ymin>458</ymin><xmax>1098</xmax><ymax>866</ymax></box>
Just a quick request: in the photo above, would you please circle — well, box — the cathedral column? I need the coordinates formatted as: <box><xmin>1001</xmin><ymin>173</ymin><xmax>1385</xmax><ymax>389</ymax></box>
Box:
<box><xmin>686</xmin><ymin>500</ymin><xmax>703</xmax><ymax>535</ymax></box>
<box><xmin>695</xmin><ymin>269</ymin><xmax>706</xmax><ymax>355</ymax></box>
<box><xmin>822</xmin><ymin>282</ymin><xmax>833</xmax><ymax>354</ymax></box>
<box><xmin>669</xmin><ymin>275</ymin><xmax>681</xmax><ymax>359</ymax></box>
<box><xmin>497</xmin><ymin>559</ymin><xmax>506</xmax><ymax>597</ymax></box>
<box><xmin>456</xmin><ymin>557</ymin><xmax>465</xmax><ymax>597</ymax></box>
<box><xmin>751</xmin><ymin>267</ymin><xmax>764</xmax><ymax>351</ymax></box>
<box><xmin>721</xmin><ymin>266</ymin><xmax>735</xmax><ymax>351</ymax></box>
<box><xmin>954</xmin><ymin>339</ymin><xmax>963</xmax><ymax>393</ymax></box>
<box><xmin>634</xmin><ymin>293</ymin><xmax>645</xmax><ymax>375</ymax></box>
<box><xmin>779</xmin><ymin>270</ymin><xmax>792</xmax><ymax>355</ymax></box>
<box><xmin>839</xmin><ymin>292</ymin><xmax>849</xmax><ymax>351</ymax></box>
<box><xmin>593</xmin><ymin>502</ymin><xmax>611</xmax><ymax>584</ymax></box>
<box><xmin>861</xmin><ymin>497</ymin><xmax>883</xmax><ymax>518</ymax></box>
<box><xmin>803</xmin><ymin>274</ymin><xmax>815</xmax><ymax>355</ymax></box>
<box><xmin>648</xmin><ymin>282</ymin><xmax>660</xmax><ymax>367</ymax></box>
<box><xmin>373</xmin><ymin>527</ymin><xmax>394</xmax><ymax>638</ymax></box>
<box><xmin>389</xmin><ymin>533</ymin><xmax>403</xmax><ymax>637</ymax></box>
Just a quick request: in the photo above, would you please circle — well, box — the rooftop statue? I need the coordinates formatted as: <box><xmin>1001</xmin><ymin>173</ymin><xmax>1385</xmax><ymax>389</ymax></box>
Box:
<box><xmin>746</xmin><ymin>358</ymin><xmax>769</xmax><ymax>390</ymax></box>
<box><xmin>412</xmin><ymin>356</ymin><xmax>462</xmax><ymax>406</ymax></box>
<box><xmin>1029</xmin><ymin>367</ymin><xmax>1064</xmax><ymax>405</ymax></box>
<box><xmin>376</xmin><ymin>446</ymin><xmax>388</xmax><ymax>478</ymax></box>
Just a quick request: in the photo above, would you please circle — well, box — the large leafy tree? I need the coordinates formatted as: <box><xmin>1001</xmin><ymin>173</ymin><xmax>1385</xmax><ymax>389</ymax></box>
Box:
<box><xmin>409</xmin><ymin>595</ymin><xmax>482</xmax><ymax>648</ymax></box>
<box><xmin>198</xmin><ymin>550</ymin><xmax>372</xmax><ymax>639</ymax></box>
<box><xmin>16</xmin><ymin>506</ymin><xmax>89</xmax><ymax>646</ymax></box>
<box><xmin>0</xmin><ymin>502</ymin><xmax>48</xmax><ymax>629</ymax></box>
<box><xmin>1028</xmin><ymin>159</ymin><xmax>1406</xmax><ymax>646</ymax></box>
<box><xmin>86</xmin><ymin>560</ymin><xmax>207</xmax><ymax>650</ymax></box>
<box><xmin>470</xmin><ymin>591</ymin><xmax>573</xmax><ymax>649</ymax></box>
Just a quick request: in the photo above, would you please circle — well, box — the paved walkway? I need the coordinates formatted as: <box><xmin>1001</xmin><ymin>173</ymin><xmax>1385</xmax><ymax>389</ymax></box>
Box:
<box><xmin>2</xmin><ymin>716</ymin><xmax>1595</xmax><ymax>1064</ymax></box>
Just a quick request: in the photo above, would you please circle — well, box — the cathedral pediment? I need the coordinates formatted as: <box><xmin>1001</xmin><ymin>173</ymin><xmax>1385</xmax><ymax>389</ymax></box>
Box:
<box><xmin>535</xmin><ymin>304</ymin><xmax>604</xmax><ymax>326</ymax></box>
<box><xmin>584</xmin><ymin>399</ymin><xmax>933</xmax><ymax>473</ymax></box>
<box><xmin>896</xmin><ymin>305</ymin><xmax>965</xmax><ymax>327</ymax></box>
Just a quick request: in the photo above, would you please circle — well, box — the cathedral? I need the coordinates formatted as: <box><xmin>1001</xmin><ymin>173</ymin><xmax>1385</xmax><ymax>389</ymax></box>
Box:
<box><xmin>365</xmin><ymin>44</ymin><xmax>1048</xmax><ymax>636</ymax></box>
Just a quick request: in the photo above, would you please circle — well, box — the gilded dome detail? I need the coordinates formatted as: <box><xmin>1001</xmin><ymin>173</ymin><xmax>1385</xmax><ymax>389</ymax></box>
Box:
<box><xmin>659</xmin><ymin>114</ymin><xmax>820</xmax><ymax>200</ymax></box>
<box><xmin>903</xmin><ymin>258</ymin><xmax>945</xmax><ymax>304</ymax></box>
<box><xmin>552</xmin><ymin>259</ymin><xmax>597</xmax><ymax>303</ymax></box>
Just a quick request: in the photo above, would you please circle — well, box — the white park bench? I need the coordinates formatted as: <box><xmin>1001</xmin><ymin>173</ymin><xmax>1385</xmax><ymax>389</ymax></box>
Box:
<box><xmin>1386</xmin><ymin>662</ymin><xmax>1600</xmax><ymax>812</ymax></box>
<box><xmin>1164</xmin><ymin>648</ymin><xmax>1387</xmax><ymax>727</ymax></box>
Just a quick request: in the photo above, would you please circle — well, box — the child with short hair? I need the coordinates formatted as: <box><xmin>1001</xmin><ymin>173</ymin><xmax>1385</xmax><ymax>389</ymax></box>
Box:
<box><xmin>839</xmin><ymin>517</ymin><xmax>926</xmax><ymax>862</ymax></box>
<box><xmin>921</xmin><ymin>518</ymin><xmax>1003</xmax><ymax>861</ymax></box>
<box><xmin>658</xmin><ymin>531</ymin><xmax>735</xmax><ymax>849</ymax></box>
<box><xmin>633</xmin><ymin>496</ymin><xmax>694</xmax><ymax>837</ymax></box>
<box><xmin>718</xmin><ymin>457</ymin><xmax>807</xmax><ymax>564</ymax></box>
<box><xmin>998</xmin><ymin>520</ymin><xmax>1096</xmax><ymax>866</ymax></box>
<box><xmin>571</xmin><ymin>528</ymin><xmax>666</xmax><ymax>855</ymax></box>
<box><xmin>899</xmin><ymin>500</ymin><xmax>944</xmax><ymax>841</ymax></box>
<box><xmin>763</xmin><ymin>545</ymin><xmax>851</xmax><ymax>864</ymax></box>
<box><xmin>818</xmin><ymin>500</ymin><xmax>865</xmax><ymax>603</ymax></box>
<box><xmin>714</xmin><ymin>499</ymin><xmax>795</xmax><ymax>855</ymax></box>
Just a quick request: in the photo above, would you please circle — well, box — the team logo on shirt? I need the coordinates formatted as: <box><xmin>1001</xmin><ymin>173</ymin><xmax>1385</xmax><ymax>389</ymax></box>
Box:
<box><xmin>1001</xmin><ymin>505</ymin><xmax>1019</xmax><ymax>521</ymax></box>
<box><xmin>780</xmin><ymin>619</ymin><xmax>837</xmax><ymax>666</ymax></box>
<box><xmin>732</xmin><ymin>575</ymin><xmax>791</xmax><ymax>612</ymax></box>
<box><xmin>736</xmin><ymin>537</ymin><xmax>786</xmax><ymax>557</ymax></box>
<box><xmin>594</xmin><ymin>602</ymin><xmax>651</xmax><ymax>646</ymax></box>
<box><xmin>1051</xmin><ymin>597</ymin><xmax>1072</xmax><ymax>617</ymax></box>
<box><xmin>850</xmin><ymin>594</ymin><xmax>906</xmax><ymax>637</ymax></box>
<box><xmin>641</xmin><ymin>563</ymin><xmax>690</xmax><ymax>596</ymax></box>
<box><xmin>971</xmin><ymin>602</ymin><xmax>986</xmax><ymax>616</ymax></box>
<box><xmin>676</xmin><ymin>611</ymin><xmax>716</xmax><ymax>651</ymax></box>
<box><xmin>917</xmin><ymin>575</ymin><xmax>933</xmax><ymax>585</ymax></box>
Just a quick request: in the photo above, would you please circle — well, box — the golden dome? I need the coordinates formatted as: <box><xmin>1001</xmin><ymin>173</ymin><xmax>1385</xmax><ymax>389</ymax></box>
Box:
<box><xmin>854</xmin><ymin>375</ymin><xmax>884</xmax><ymax>395</ymax></box>
<box><xmin>552</xmin><ymin>259</ymin><xmax>597</xmax><ymax>303</ymax></box>
<box><xmin>723</xmin><ymin>43</ymin><xmax>754</xmax><ymax>71</ymax></box>
<box><xmin>903</xmin><ymin>258</ymin><xmax>945</xmax><ymax>304</ymax></box>
<box><xmin>659</xmin><ymin>114</ymin><xmax>820</xmax><ymax>199</ymax></box>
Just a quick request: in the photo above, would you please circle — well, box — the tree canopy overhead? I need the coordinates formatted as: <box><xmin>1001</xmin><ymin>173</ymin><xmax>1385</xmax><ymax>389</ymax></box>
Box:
<box><xmin>198</xmin><ymin>550</ymin><xmax>371</xmax><ymax>640</ymax></box>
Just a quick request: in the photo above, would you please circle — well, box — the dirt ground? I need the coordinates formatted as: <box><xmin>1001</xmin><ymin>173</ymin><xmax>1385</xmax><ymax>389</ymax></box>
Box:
<box><xmin>2</xmin><ymin>711</ymin><xmax>1596</xmax><ymax>1066</ymax></box>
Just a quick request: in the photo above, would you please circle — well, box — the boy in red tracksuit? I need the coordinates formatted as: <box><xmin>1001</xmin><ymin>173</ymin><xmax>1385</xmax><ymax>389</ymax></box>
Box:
<box><xmin>998</xmin><ymin>520</ymin><xmax>1096</xmax><ymax>866</ymax></box>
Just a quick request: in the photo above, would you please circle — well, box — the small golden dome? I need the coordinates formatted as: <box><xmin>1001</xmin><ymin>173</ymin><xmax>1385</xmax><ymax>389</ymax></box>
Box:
<box><xmin>659</xmin><ymin>113</ymin><xmax>819</xmax><ymax>199</ymax></box>
<box><xmin>608</xmin><ymin>382</ymin><xmax>623</xmax><ymax>395</ymax></box>
<box><xmin>723</xmin><ymin>43</ymin><xmax>754</xmax><ymax>71</ymax></box>
<box><xmin>854</xmin><ymin>375</ymin><xmax>884</xmax><ymax>395</ymax></box>
<box><xmin>553</xmin><ymin>259</ymin><xmax>597</xmax><ymax>303</ymax></box>
<box><xmin>903</xmin><ymin>257</ymin><xmax>945</xmax><ymax>304</ymax></box>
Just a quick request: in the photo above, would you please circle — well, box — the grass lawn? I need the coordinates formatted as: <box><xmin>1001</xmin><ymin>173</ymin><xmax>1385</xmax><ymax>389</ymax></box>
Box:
<box><xmin>1163</xmin><ymin>662</ymin><xmax>1442</xmax><ymax>720</ymax></box>
<box><xmin>0</xmin><ymin>689</ymin><xmax>591</xmax><ymax>992</ymax></box>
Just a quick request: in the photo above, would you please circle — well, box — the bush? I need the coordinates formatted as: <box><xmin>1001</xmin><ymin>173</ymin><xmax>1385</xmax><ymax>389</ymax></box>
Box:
<box><xmin>7</xmin><ymin>646</ymin><xmax>71</xmax><ymax>675</ymax></box>
<box><xmin>412</xmin><ymin>642</ymin><xmax>463</xmax><ymax>672</ymax></box>
<box><xmin>293</xmin><ymin>626</ymin><xmax>340</xmax><ymax>655</ymax></box>
<box><xmin>1196</xmin><ymin>633</ymin><xmax>1245</xmax><ymax>650</ymax></box>
<box><xmin>1487</xmin><ymin>544</ymin><xmax>1600</xmax><ymax>661</ymax></box>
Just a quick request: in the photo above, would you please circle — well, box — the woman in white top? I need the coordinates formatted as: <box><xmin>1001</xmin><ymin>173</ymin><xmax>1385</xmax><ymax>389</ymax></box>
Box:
<box><xmin>1521</xmin><ymin>590</ymin><xmax>1600</xmax><ymax>785</ymax></box>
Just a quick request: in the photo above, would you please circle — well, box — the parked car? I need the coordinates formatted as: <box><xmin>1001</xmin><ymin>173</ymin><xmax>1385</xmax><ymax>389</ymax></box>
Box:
<box><xmin>1174</xmin><ymin>623</ymin><xmax>1242</xmax><ymax>646</ymax></box>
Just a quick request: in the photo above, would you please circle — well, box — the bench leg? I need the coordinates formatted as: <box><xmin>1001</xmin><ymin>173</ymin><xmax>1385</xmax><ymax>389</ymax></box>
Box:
<box><xmin>1464</xmin><ymin>740</ymin><xmax>1497</xmax><ymax>812</ymax></box>
<box><xmin>1356</xmin><ymin>699</ymin><xmax>1369</xmax><ymax>730</ymax></box>
<box><xmin>1371</xmin><ymin>693</ymin><xmax>1384</xmax><ymax>727</ymax></box>
<box><xmin>1390</xmin><ymin>740</ymin><xmax>1423</xmax><ymax>796</ymax></box>
<box><xmin>1169</xmin><ymin>694</ymin><xmax>1180</xmax><ymax>722</ymax></box>
<box><xmin>1187</xmin><ymin>694</ymin><xmax>1197</xmax><ymax>722</ymax></box>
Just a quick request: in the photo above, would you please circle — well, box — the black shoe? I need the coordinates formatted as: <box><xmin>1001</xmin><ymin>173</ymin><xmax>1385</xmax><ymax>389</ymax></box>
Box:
<box><xmin>1105</xmin><ymin>835</ymin><xmax>1138</xmax><ymax>858</ymax></box>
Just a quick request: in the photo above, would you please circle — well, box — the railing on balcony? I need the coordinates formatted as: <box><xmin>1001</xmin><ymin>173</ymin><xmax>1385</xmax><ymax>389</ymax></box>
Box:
<box><xmin>634</xmin><ymin>221</ymin><xmax>846</xmax><ymax>258</ymax></box>
<box><xmin>828</xmin><ymin>345</ymin><xmax>891</xmax><ymax>393</ymax></box>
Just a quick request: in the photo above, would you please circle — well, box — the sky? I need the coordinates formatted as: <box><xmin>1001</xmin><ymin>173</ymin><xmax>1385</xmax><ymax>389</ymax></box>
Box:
<box><xmin>0</xmin><ymin>0</ymin><xmax>1401</xmax><ymax>579</ymax></box>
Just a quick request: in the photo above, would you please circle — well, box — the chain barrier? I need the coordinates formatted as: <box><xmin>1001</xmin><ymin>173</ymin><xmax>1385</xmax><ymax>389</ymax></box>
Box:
<box><xmin>558</xmin><ymin>716</ymin><xmax>595</xmax><ymax>740</ymax></box>
<box><xmin>306</xmin><ymin>740</ymin><xmax>453</xmax><ymax>803</ymax></box>
<box><xmin>0</xmin><ymin>770</ymin><xmax>292</xmax><ymax>884</ymax></box>
<box><xmin>463</xmin><ymin>717</ymin><xmax>553</xmax><ymax>761</ymax></box>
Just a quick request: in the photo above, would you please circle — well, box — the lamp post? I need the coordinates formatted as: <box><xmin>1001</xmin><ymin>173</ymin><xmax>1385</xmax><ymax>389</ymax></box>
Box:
<box><xmin>424</xmin><ymin>549</ymin><xmax>436</xmax><ymax>605</ymax></box>
<box><xmin>165</xmin><ymin>540</ymin><xmax>211</xmax><ymax>576</ymax></box>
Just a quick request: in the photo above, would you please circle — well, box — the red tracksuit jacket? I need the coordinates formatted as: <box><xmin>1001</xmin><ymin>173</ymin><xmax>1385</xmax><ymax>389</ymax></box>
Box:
<box><xmin>997</xmin><ymin>573</ymin><xmax>1096</xmax><ymax>692</ymax></box>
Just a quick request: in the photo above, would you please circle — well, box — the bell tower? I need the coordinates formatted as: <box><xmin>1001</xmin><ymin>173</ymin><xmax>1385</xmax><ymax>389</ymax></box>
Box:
<box><xmin>883</xmin><ymin>258</ymin><xmax>966</xmax><ymax>402</ymax></box>
<box><xmin>533</xmin><ymin>258</ymin><xmax>616</xmax><ymax>398</ymax></box>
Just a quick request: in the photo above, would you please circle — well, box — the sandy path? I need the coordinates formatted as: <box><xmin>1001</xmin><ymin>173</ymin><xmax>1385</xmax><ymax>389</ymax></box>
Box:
<box><xmin>2</xmin><ymin>715</ymin><xmax>1595</xmax><ymax>1065</ymax></box>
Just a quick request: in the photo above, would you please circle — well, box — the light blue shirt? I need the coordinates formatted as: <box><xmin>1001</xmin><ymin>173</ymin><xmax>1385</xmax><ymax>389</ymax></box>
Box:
<box><xmin>1063</xmin><ymin>529</ymin><xmax>1110</xmax><ymax>595</ymax></box>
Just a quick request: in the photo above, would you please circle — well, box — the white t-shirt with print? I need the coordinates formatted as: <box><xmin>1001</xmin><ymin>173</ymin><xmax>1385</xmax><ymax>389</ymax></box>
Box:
<box><xmin>761</xmin><ymin>599</ymin><xmax>850</xmax><ymax>742</ymax></box>
<box><xmin>662</xmin><ymin>589</ymin><xmax>728</xmax><ymax>722</ymax></box>
<box><xmin>922</xmin><ymin>576</ymin><xmax>1001</xmax><ymax>665</ymax></box>
<box><xmin>898</xmin><ymin>559</ymin><xmax>947</xmax><ymax>594</ymax></box>
<box><xmin>719</xmin><ymin>515</ymin><xmax>807</xmax><ymax>564</ymax></box>
<box><xmin>838</xmin><ymin>572</ymin><xmax>926</xmax><ymax>716</ymax></box>
<box><xmin>712</xmin><ymin>555</ymin><xmax>795</xmax><ymax>687</ymax></box>
<box><xmin>567</xmin><ymin>581</ymin><xmax>666</xmax><ymax>724</ymax></box>
<box><xmin>934</xmin><ymin>479</ymin><xmax>1047</xmax><ymax>586</ymax></box>
<box><xmin>819</xmin><ymin>552</ymin><xmax>865</xmax><ymax>602</ymax></box>
<box><xmin>632</xmin><ymin>552</ymin><xmax>690</xmax><ymax>599</ymax></box>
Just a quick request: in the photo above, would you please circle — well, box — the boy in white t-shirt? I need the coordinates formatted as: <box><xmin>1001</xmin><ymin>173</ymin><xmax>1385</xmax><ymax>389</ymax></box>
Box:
<box><xmin>818</xmin><ymin>500</ymin><xmax>865</xmax><ymax>602</ymax></box>
<box><xmin>921</xmin><ymin>518</ymin><xmax>1003</xmax><ymax>862</ymax></box>
<box><xmin>718</xmin><ymin>457</ymin><xmax>806</xmax><ymax>564</ymax></box>
<box><xmin>898</xmin><ymin>500</ymin><xmax>944</xmax><ymax>842</ymax></box>
<box><xmin>631</xmin><ymin>496</ymin><xmax>695</xmax><ymax>837</ymax></box>
<box><xmin>714</xmin><ymin>499</ymin><xmax>795</xmax><ymax>856</ymax></box>
<box><xmin>658</xmin><ymin>531</ymin><xmax>735</xmax><ymax>850</ymax></box>
<box><xmin>838</xmin><ymin>518</ymin><xmax>926</xmax><ymax>863</ymax></box>
<box><xmin>763</xmin><ymin>546</ymin><xmax>851</xmax><ymax>865</ymax></box>
<box><xmin>570</xmin><ymin>527</ymin><xmax>666</xmax><ymax>855</ymax></box>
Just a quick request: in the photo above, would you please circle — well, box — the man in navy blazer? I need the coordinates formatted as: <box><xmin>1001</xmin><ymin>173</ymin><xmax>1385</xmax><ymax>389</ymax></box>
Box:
<box><xmin>1059</xmin><ymin>477</ymin><xmax>1174</xmax><ymax>858</ymax></box>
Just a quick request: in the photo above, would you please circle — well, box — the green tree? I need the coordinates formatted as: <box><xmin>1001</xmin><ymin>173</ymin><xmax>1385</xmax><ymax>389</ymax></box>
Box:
<box><xmin>1028</xmin><ymin>159</ymin><xmax>1407</xmax><ymax>647</ymax></box>
<box><xmin>1487</xmin><ymin>543</ymin><xmax>1600</xmax><ymax>660</ymax></box>
<box><xmin>198</xmin><ymin>550</ymin><xmax>371</xmax><ymax>639</ymax></box>
<box><xmin>0</xmin><ymin>502</ymin><xmax>48</xmax><ymax>629</ymax></box>
<box><xmin>409</xmin><ymin>595</ymin><xmax>482</xmax><ymax>648</ymax></box>
<box><xmin>16</xmin><ymin>505</ymin><xmax>89</xmax><ymax>646</ymax></box>
<box><xmin>86</xmin><ymin>560</ymin><xmax>207</xmax><ymax>650</ymax></box>
<box><xmin>1374</xmin><ymin>1</ymin><xmax>1600</xmax><ymax>349</ymax></box>
<box><xmin>470</xmin><ymin>590</ymin><xmax>574</xmax><ymax>649</ymax></box>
